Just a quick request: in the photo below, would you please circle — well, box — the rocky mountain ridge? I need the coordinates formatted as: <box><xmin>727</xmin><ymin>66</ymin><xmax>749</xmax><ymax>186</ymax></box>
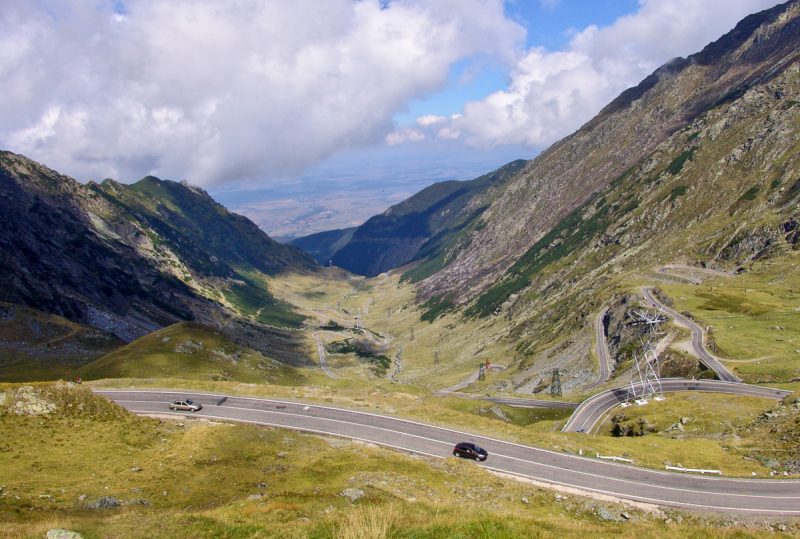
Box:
<box><xmin>291</xmin><ymin>0</ymin><xmax>800</xmax><ymax>392</ymax></box>
<box><xmin>292</xmin><ymin>160</ymin><xmax>528</xmax><ymax>277</ymax></box>
<box><xmin>0</xmin><ymin>153</ymin><xmax>315</xmax><ymax>364</ymax></box>
<box><xmin>419</xmin><ymin>0</ymin><xmax>800</xmax><ymax>311</ymax></box>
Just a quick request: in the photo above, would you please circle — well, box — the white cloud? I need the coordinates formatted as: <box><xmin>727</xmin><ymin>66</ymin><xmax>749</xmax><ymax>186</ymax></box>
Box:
<box><xmin>0</xmin><ymin>0</ymin><xmax>524</xmax><ymax>186</ymax></box>
<box><xmin>436</xmin><ymin>126</ymin><xmax>460</xmax><ymax>140</ymax></box>
<box><xmin>415</xmin><ymin>114</ymin><xmax>447</xmax><ymax>126</ymax></box>
<box><xmin>452</xmin><ymin>0</ymin><xmax>785</xmax><ymax>148</ymax></box>
<box><xmin>386</xmin><ymin>127</ymin><xmax>426</xmax><ymax>145</ymax></box>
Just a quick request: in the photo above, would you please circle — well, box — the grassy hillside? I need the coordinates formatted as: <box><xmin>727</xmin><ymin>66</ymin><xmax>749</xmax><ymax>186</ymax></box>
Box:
<box><xmin>93</xmin><ymin>176</ymin><xmax>317</xmax><ymax>278</ymax></box>
<box><xmin>313</xmin><ymin>160</ymin><xmax>529</xmax><ymax>277</ymax></box>
<box><xmin>2</xmin><ymin>383</ymin><xmax>794</xmax><ymax>538</ymax></box>
<box><xmin>79</xmin><ymin>322</ymin><xmax>311</xmax><ymax>385</ymax></box>
<box><xmin>291</xmin><ymin>227</ymin><xmax>357</xmax><ymax>265</ymax></box>
<box><xmin>0</xmin><ymin>303</ymin><xmax>123</xmax><ymax>383</ymax></box>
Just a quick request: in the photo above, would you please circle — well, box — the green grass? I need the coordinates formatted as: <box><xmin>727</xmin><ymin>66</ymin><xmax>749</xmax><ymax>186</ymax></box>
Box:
<box><xmin>659</xmin><ymin>255</ymin><xmax>800</xmax><ymax>383</ymax></box>
<box><xmin>597</xmin><ymin>392</ymin><xmax>773</xmax><ymax>438</ymax></box>
<box><xmin>442</xmin><ymin>399</ymin><xmax>573</xmax><ymax>428</ymax></box>
<box><xmin>665</xmin><ymin>148</ymin><xmax>696</xmax><ymax>176</ymax></box>
<box><xmin>1</xmin><ymin>383</ymin><xmax>789</xmax><ymax>538</ymax></box>
<box><xmin>78</xmin><ymin>322</ymin><xmax>310</xmax><ymax>385</ymax></box>
<box><xmin>0</xmin><ymin>303</ymin><xmax>124</xmax><ymax>383</ymax></box>
<box><xmin>668</xmin><ymin>185</ymin><xmax>688</xmax><ymax>201</ymax></box>
<box><xmin>419</xmin><ymin>294</ymin><xmax>456</xmax><ymax>323</ymax></box>
<box><xmin>739</xmin><ymin>186</ymin><xmax>760</xmax><ymax>201</ymax></box>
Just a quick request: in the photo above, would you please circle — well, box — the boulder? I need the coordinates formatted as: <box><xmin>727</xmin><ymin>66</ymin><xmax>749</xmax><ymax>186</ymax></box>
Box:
<box><xmin>83</xmin><ymin>496</ymin><xmax>121</xmax><ymax>509</ymax></box>
<box><xmin>341</xmin><ymin>488</ymin><xmax>365</xmax><ymax>502</ymax></box>
<box><xmin>47</xmin><ymin>531</ymin><xmax>84</xmax><ymax>539</ymax></box>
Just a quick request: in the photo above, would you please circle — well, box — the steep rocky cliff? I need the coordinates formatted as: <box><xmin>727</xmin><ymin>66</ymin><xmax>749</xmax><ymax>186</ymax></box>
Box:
<box><xmin>419</xmin><ymin>0</ymin><xmax>800</xmax><ymax>316</ymax></box>
<box><xmin>0</xmin><ymin>153</ymin><xmax>315</xmax><ymax>364</ymax></box>
<box><xmin>416</xmin><ymin>0</ymin><xmax>800</xmax><ymax>391</ymax></box>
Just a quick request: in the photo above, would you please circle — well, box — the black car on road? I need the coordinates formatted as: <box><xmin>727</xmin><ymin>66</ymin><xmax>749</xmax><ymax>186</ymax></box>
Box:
<box><xmin>453</xmin><ymin>442</ymin><xmax>488</xmax><ymax>461</ymax></box>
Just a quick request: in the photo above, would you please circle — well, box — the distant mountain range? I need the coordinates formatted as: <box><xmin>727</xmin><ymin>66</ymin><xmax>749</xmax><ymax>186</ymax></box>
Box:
<box><xmin>289</xmin><ymin>0</ymin><xmax>800</xmax><ymax>388</ymax></box>
<box><xmin>291</xmin><ymin>159</ymin><xmax>529</xmax><ymax>277</ymax></box>
<box><xmin>0</xmin><ymin>154</ymin><xmax>317</xmax><ymax>363</ymax></box>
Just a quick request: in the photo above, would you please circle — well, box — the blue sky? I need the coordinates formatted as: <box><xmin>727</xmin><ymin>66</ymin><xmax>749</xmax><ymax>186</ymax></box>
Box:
<box><xmin>0</xmin><ymin>0</ymin><xmax>786</xmax><ymax>236</ymax></box>
<box><xmin>394</xmin><ymin>0</ymin><xmax>641</xmax><ymax>126</ymax></box>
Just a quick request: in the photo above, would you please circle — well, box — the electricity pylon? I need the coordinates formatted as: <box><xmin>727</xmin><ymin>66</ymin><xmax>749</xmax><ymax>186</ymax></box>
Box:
<box><xmin>626</xmin><ymin>307</ymin><xmax>667</xmax><ymax>404</ymax></box>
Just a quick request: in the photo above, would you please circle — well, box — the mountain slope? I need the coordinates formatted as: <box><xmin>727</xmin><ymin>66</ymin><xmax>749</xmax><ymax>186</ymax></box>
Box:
<box><xmin>0</xmin><ymin>153</ymin><xmax>317</xmax><ymax>364</ymax></box>
<box><xmin>401</xmin><ymin>0</ymin><xmax>800</xmax><ymax>392</ymax></box>
<box><xmin>315</xmin><ymin>1</ymin><xmax>800</xmax><ymax>394</ymax></box>
<box><xmin>416</xmin><ymin>0</ymin><xmax>800</xmax><ymax>312</ymax></box>
<box><xmin>290</xmin><ymin>227</ymin><xmax>356</xmax><ymax>266</ymax></box>
<box><xmin>293</xmin><ymin>159</ymin><xmax>528</xmax><ymax>277</ymax></box>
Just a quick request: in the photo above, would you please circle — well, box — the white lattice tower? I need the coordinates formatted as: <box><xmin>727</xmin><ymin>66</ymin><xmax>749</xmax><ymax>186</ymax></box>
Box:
<box><xmin>626</xmin><ymin>307</ymin><xmax>667</xmax><ymax>403</ymax></box>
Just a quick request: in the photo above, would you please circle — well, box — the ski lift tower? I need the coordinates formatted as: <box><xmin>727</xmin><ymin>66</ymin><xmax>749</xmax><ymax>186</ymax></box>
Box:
<box><xmin>625</xmin><ymin>307</ymin><xmax>668</xmax><ymax>406</ymax></box>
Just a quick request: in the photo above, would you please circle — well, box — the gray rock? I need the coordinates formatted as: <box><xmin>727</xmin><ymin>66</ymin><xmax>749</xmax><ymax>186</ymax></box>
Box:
<box><xmin>83</xmin><ymin>496</ymin><xmax>120</xmax><ymax>509</ymax></box>
<box><xmin>131</xmin><ymin>467</ymin><xmax>142</xmax><ymax>472</ymax></box>
<box><xmin>597</xmin><ymin>507</ymin><xmax>620</xmax><ymax>521</ymax></box>
<box><xmin>47</xmin><ymin>530</ymin><xmax>85</xmax><ymax>539</ymax></box>
<box><xmin>621</xmin><ymin>512</ymin><xmax>631</xmax><ymax>520</ymax></box>
<box><xmin>521</xmin><ymin>497</ymin><xmax>529</xmax><ymax>504</ymax></box>
<box><xmin>764</xmin><ymin>460</ymin><xmax>780</xmax><ymax>468</ymax></box>
<box><xmin>247</xmin><ymin>493</ymin><xmax>263</xmax><ymax>500</ymax></box>
<box><xmin>341</xmin><ymin>488</ymin><xmax>365</xmax><ymax>502</ymax></box>
<box><xmin>77</xmin><ymin>495</ymin><xmax>87</xmax><ymax>501</ymax></box>
<box><xmin>126</xmin><ymin>499</ymin><xmax>152</xmax><ymax>506</ymax></box>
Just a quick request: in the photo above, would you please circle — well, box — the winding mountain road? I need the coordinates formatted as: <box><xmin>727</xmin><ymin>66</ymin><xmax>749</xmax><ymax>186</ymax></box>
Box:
<box><xmin>579</xmin><ymin>307</ymin><xmax>611</xmax><ymax>392</ymax></box>
<box><xmin>563</xmin><ymin>379</ymin><xmax>791</xmax><ymax>433</ymax></box>
<box><xmin>311</xmin><ymin>331</ymin><xmax>341</xmax><ymax>380</ymax></box>
<box><xmin>642</xmin><ymin>287</ymin><xmax>739</xmax><ymax>383</ymax></box>
<box><xmin>560</xmin><ymin>266</ymin><xmax>777</xmax><ymax>432</ymax></box>
<box><xmin>97</xmin><ymin>389</ymin><xmax>800</xmax><ymax>515</ymax></box>
<box><xmin>655</xmin><ymin>265</ymin><xmax>736</xmax><ymax>285</ymax></box>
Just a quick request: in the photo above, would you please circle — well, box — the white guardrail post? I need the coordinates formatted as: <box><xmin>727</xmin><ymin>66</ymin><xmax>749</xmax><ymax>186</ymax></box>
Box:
<box><xmin>596</xmin><ymin>453</ymin><xmax>634</xmax><ymax>463</ymax></box>
<box><xmin>665</xmin><ymin>465</ymin><xmax>722</xmax><ymax>475</ymax></box>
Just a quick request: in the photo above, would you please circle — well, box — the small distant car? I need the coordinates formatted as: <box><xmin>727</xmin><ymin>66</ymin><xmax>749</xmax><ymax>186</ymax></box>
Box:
<box><xmin>169</xmin><ymin>399</ymin><xmax>202</xmax><ymax>412</ymax></box>
<box><xmin>453</xmin><ymin>442</ymin><xmax>488</xmax><ymax>461</ymax></box>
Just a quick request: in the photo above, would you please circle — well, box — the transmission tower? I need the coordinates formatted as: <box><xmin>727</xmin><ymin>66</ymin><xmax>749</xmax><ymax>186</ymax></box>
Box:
<box><xmin>478</xmin><ymin>363</ymin><xmax>486</xmax><ymax>381</ymax></box>
<box><xmin>434</xmin><ymin>349</ymin><xmax>439</xmax><ymax>366</ymax></box>
<box><xmin>410</xmin><ymin>327</ymin><xmax>415</xmax><ymax>341</ymax></box>
<box><xmin>550</xmin><ymin>369</ymin><xmax>562</xmax><ymax>397</ymax></box>
<box><xmin>626</xmin><ymin>307</ymin><xmax>667</xmax><ymax>404</ymax></box>
<box><xmin>355</xmin><ymin>308</ymin><xmax>364</xmax><ymax>330</ymax></box>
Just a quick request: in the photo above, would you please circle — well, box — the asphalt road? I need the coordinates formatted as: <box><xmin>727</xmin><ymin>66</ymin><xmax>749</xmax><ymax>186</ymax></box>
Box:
<box><xmin>98</xmin><ymin>389</ymin><xmax>800</xmax><ymax>515</ymax></box>
<box><xmin>311</xmin><ymin>331</ymin><xmax>341</xmax><ymax>380</ymax></box>
<box><xmin>579</xmin><ymin>307</ymin><xmax>611</xmax><ymax>392</ymax></box>
<box><xmin>642</xmin><ymin>287</ymin><xmax>740</xmax><ymax>383</ymax></box>
<box><xmin>655</xmin><ymin>265</ymin><xmax>736</xmax><ymax>285</ymax></box>
<box><xmin>563</xmin><ymin>379</ymin><xmax>791</xmax><ymax>433</ymax></box>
